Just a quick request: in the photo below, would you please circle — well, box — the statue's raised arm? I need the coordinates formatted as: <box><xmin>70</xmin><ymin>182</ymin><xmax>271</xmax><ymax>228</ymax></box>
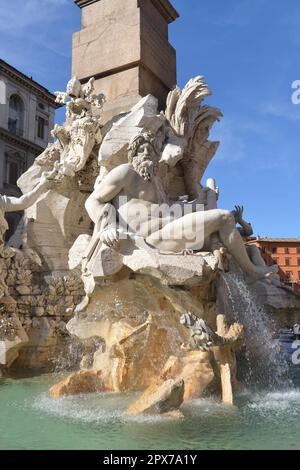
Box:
<box><xmin>3</xmin><ymin>166</ymin><xmax>61</xmax><ymax>213</ymax></box>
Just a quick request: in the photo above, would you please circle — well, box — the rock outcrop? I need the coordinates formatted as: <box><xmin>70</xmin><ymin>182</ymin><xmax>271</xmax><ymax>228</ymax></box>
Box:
<box><xmin>49</xmin><ymin>369</ymin><xmax>106</xmax><ymax>397</ymax></box>
<box><xmin>63</xmin><ymin>271</ymin><xmax>244</xmax><ymax>406</ymax></box>
<box><xmin>66</xmin><ymin>272</ymin><xmax>218</xmax><ymax>392</ymax></box>
<box><xmin>127</xmin><ymin>379</ymin><xmax>185</xmax><ymax>416</ymax></box>
<box><xmin>0</xmin><ymin>246</ymin><xmax>84</xmax><ymax>370</ymax></box>
<box><xmin>161</xmin><ymin>352</ymin><xmax>215</xmax><ymax>401</ymax></box>
<box><xmin>0</xmin><ymin>313</ymin><xmax>29</xmax><ymax>367</ymax></box>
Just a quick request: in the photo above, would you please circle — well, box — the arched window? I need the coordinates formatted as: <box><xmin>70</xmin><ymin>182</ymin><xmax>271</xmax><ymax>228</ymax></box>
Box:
<box><xmin>8</xmin><ymin>94</ymin><xmax>24</xmax><ymax>136</ymax></box>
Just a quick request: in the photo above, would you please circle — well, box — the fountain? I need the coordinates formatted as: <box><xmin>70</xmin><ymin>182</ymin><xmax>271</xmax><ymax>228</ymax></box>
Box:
<box><xmin>0</xmin><ymin>70</ymin><xmax>299</xmax><ymax>421</ymax></box>
<box><xmin>219</xmin><ymin>272</ymin><xmax>291</xmax><ymax>389</ymax></box>
<box><xmin>2</xmin><ymin>2</ymin><xmax>300</xmax><ymax>451</ymax></box>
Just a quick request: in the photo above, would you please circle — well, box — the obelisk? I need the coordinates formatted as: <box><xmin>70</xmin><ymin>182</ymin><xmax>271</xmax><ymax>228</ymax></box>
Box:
<box><xmin>73</xmin><ymin>0</ymin><xmax>179</xmax><ymax>118</ymax></box>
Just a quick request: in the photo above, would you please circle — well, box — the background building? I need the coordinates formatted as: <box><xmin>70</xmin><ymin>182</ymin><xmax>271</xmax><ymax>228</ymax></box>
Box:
<box><xmin>247</xmin><ymin>237</ymin><xmax>300</xmax><ymax>294</ymax></box>
<box><xmin>0</xmin><ymin>59</ymin><xmax>58</xmax><ymax>239</ymax></box>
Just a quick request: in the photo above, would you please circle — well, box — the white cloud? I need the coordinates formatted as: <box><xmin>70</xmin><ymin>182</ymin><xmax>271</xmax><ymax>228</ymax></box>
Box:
<box><xmin>0</xmin><ymin>0</ymin><xmax>75</xmax><ymax>69</ymax></box>
<box><xmin>256</xmin><ymin>102</ymin><xmax>300</xmax><ymax>122</ymax></box>
<box><xmin>0</xmin><ymin>0</ymin><xmax>70</xmax><ymax>32</ymax></box>
<box><xmin>0</xmin><ymin>0</ymin><xmax>75</xmax><ymax>89</ymax></box>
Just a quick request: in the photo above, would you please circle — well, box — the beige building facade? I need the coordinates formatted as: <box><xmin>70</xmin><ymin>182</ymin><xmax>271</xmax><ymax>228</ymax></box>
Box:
<box><xmin>0</xmin><ymin>59</ymin><xmax>57</xmax><ymax>238</ymax></box>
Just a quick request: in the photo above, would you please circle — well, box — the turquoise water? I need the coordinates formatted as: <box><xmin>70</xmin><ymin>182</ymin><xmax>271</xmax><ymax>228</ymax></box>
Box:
<box><xmin>1</xmin><ymin>374</ymin><xmax>300</xmax><ymax>450</ymax></box>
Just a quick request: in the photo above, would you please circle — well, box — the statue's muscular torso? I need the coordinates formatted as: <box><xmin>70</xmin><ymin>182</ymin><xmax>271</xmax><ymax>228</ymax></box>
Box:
<box><xmin>91</xmin><ymin>163</ymin><xmax>169</xmax><ymax>237</ymax></box>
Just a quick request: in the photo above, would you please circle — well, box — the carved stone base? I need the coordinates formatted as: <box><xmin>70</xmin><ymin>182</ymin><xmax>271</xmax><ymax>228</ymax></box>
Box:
<box><xmin>64</xmin><ymin>271</ymin><xmax>241</xmax><ymax>405</ymax></box>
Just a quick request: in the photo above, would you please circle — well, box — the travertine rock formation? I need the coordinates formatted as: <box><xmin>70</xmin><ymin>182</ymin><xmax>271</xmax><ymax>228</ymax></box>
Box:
<box><xmin>127</xmin><ymin>379</ymin><xmax>185</xmax><ymax>416</ymax></box>
<box><xmin>49</xmin><ymin>369</ymin><xmax>106</xmax><ymax>397</ymax></box>
<box><xmin>0</xmin><ymin>245</ymin><xmax>84</xmax><ymax>370</ymax></box>
<box><xmin>65</xmin><ymin>271</ymin><xmax>244</xmax><ymax>408</ymax></box>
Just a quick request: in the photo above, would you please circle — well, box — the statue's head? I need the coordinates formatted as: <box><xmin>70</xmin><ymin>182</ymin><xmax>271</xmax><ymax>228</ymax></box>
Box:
<box><xmin>66</xmin><ymin>77</ymin><xmax>82</xmax><ymax>99</ymax></box>
<box><xmin>128</xmin><ymin>132</ymin><xmax>160</xmax><ymax>181</ymax></box>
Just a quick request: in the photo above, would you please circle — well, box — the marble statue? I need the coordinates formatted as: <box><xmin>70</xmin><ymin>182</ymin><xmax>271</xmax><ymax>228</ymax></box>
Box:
<box><xmin>16</xmin><ymin>76</ymin><xmax>106</xmax><ymax>273</ymax></box>
<box><xmin>234</xmin><ymin>205</ymin><xmax>253</xmax><ymax>239</ymax></box>
<box><xmin>0</xmin><ymin>166</ymin><xmax>65</xmax><ymax>370</ymax></box>
<box><xmin>0</xmin><ymin>167</ymin><xmax>60</xmax><ymax>235</ymax></box>
<box><xmin>63</xmin><ymin>76</ymin><xmax>275</xmax><ymax>311</ymax></box>
<box><xmin>180</xmin><ymin>313</ymin><xmax>214</xmax><ymax>351</ymax></box>
<box><xmin>52</xmin><ymin>77</ymin><xmax>105</xmax><ymax>177</ymax></box>
<box><xmin>84</xmin><ymin>131</ymin><xmax>278</xmax><ymax>282</ymax></box>
<box><xmin>61</xmin><ymin>75</ymin><xmax>279</xmax><ymax>312</ymax></box>
<box><xmin>0</xmin><ymin>166</ymin><xmax>61</xmax><ymax>300</ymax></box>
<box><xmin>233</xmin><ymin>205</ymin><xmax>281</xmax><ymax>286</ymax></box>
<box><xmin>180</xmin><ymin>312</ymin><xmax>243</xmax><ymax>351</ymax></box>
<box><xmin>233</xmin><ymin>205</ymin><xmax>265</xmax><ymax>266</ymax></box>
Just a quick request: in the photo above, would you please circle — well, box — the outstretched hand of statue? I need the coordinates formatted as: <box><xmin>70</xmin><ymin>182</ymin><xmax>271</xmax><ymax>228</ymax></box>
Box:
<box><xmin>39</xmin><ymin>163</ymin><xmax>63</xmax><ymax>191</ymax></box>
<box><xmin>233</xmin><ymin>205</ymin><xmax>244</xmax><ymax>224</ymax></box>
<box><xmin>99</xmin><ymin>227</ymin><xmax>119</xmax><ymax>249</ymax></box>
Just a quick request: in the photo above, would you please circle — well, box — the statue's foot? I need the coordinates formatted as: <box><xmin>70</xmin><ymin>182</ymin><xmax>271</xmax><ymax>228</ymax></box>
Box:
<box><xmin>246</xmin><ymin>264</ymin><xmax>279</xmax><ymax>284</ymax></box>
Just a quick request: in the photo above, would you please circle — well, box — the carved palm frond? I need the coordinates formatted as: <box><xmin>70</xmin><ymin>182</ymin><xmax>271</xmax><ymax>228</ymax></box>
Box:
<box><xmin>189</xmin><ymin>105</ymin><xmax>223</xmax><ymax>143</ymax></box>
<box><xmin>165</xmin><ymin>85</ymin><xmax>181</xmax><ymax>122</ymax></box>
<box><xmin>176</xmin><ymin>76</ymin><xmax>211</xmax><ymax>115</ymax></box>
<box><xmin>165</xmin><ymin>76</ymin><xmax>213</xmax><ymax>137</ymax></box>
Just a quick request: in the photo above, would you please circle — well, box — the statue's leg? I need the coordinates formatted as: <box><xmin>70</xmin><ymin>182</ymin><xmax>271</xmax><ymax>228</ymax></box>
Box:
<box><xmin>212</xmin><ymin>210</ymin><xmax>278</xmax><ymax>279</ymax></box>
<box><xmin>246</xmin><ymin>245</ymin><xmax>266</xmax><ymax>267</ymax></box>
<box><xmin>147</xmin><ymin>209</ymin><xmax>278</xmax><ymax>279</ymax></box>
<box><xmin>147</xmin><ymin>209</ymin><xmax>228</xmax><ymax>251</ymax></box>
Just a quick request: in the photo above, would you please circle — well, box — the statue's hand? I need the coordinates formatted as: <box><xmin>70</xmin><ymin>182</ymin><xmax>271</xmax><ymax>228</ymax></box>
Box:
<box><xmin>234</xmin><ymin>205</ymin><xmax>244</xmax><ymax>224</ymax></box>
<box><xmin>100</xmin><ymin>227</ymin><xmax>119</xmax><ymax>249</ymax></box>
<box><xmin>40</xmin><ymin>163</ymin><xmax>63</xmax><ymax>190</ymax></box>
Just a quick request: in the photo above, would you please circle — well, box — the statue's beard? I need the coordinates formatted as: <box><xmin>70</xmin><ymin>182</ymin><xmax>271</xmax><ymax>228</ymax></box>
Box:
<box><xmin>133</xmin><ymin>157</ymin><xmax>156</xmax><ymax>182</ymax></box>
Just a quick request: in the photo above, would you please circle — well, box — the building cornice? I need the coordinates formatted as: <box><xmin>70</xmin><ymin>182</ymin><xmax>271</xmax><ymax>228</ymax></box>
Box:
<box><xmin>150</xmin><ymin>0</ymin><xmax>179</xmax><ymax>23</ymax></box>
<box><xmin>0</xmin><ymin>126</ymin><xmax>45</xmax><ymax>155</ymax></box>
<box><xmin>74</xmin><ymin>0</ymin><xmax>98</xmax><ymax>6</ymax></box>
<box><xmin>74</xmin><ymin>0</ymin><xmax>179</xmax><ymax>23</ymax></box>
<box><xmin>250</xmin><ymin>237</ymin><xmax>300</xmax><ymax>243</ymax></box>
<box><xmin>0</xmin><ymin>60</ymin><xmax>59</xmax><ymax>107</ymax></box>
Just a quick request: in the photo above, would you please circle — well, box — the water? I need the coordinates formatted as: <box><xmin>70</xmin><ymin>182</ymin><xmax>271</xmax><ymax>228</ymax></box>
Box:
<box><xmin>1</xmin><ymin>374</ymin><xmax>300</xmax><ymax>450</ymax></box>
<box><xmin>1</xmin><ymin>274</ymin><xmax>298</xmax><ymax>450</ymax></box>
<box><xmin>220</xmin><ymin>273</ymin><xmax>290</xmax><ymax>389</ymax></box>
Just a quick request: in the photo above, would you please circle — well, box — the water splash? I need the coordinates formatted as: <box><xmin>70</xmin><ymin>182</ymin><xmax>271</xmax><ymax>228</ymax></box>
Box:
<box><xmin>50</xmin><ymin>337</ymin><xmax>83</xmax><ymax>372</ymax></box>
<box><xmin>246</xmin><ymin>390</ymin><xmax>300</xmax><ymax>416</ymax></box>
<box><xmin>31</xmin><ymin>391</ymin><xmax>179</xmax><ymax>425</ymax></box>
<box><xmin>220</xmin><ymin>272</ymin><xmax>290</xmax><ymax>390</ymax></box>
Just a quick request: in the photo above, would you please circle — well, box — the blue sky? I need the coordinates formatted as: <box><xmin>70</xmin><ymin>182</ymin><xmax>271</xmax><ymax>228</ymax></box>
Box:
<box><xmin>0</xmin><ymin>0</ymin><xmax>299</xmax><ymax>237</ymax></box>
